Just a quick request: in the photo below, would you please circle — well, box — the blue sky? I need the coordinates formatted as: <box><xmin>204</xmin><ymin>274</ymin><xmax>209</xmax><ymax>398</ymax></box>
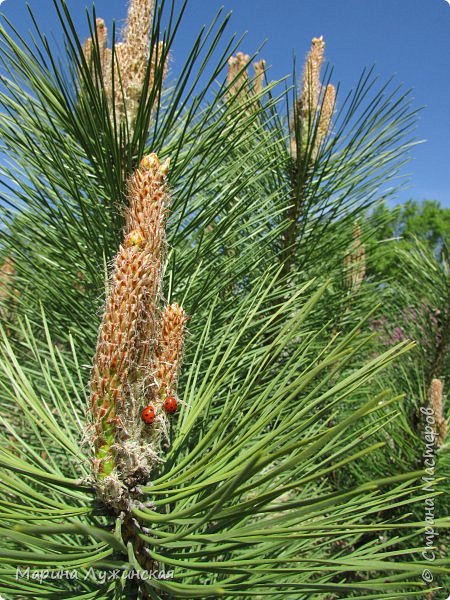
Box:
<box><xmin>1</xmin><ymin>0</ymin><xmax>449</xmax><ymax>207</ymax></box>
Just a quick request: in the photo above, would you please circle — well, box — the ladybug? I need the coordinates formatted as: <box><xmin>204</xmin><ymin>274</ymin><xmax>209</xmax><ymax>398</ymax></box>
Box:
<box><xmin>164</xmin><ymin>396</ymin><xmax>178</xmax><ymax>414</ymax></box>
<box><xmin>141</xmin><ymin>405</ymin><xmax>156</xmax><ymax>424</ymax></box>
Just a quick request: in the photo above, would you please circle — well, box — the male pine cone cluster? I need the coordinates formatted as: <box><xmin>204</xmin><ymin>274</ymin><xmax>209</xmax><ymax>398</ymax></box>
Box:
<box><xmin>291</xmin><ymin>35</ymin><xmax>336</xmax><ymax>160</ymax></box>
<box><xmin>83</xmin><ymin>0</ymin><xmax>166</xmax><ymax>131</ymax></box>
<box><xmin>88</xmin><ymin>153</ymin><xmax>187</xmax><ymax>507</ymax></box>
<box><xmin>226</xmin><ymin>51</ymin><xmax>265</xmax><ymax>103</ymax></box>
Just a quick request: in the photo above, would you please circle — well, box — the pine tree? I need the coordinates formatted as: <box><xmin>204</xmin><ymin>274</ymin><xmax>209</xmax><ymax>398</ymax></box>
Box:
<box><xmin>0</xmin><ymin>1</ymin><xmax>448</xmax><ymax>598</ymax></box>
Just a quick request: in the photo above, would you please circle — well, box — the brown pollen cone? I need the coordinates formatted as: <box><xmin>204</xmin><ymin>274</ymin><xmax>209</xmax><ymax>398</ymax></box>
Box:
<box><xmin>298</xmin><ymin>36</ymin><xmax>325</xmax><ymax>119</ymax></box>
<box><xmin>316</xmin><ymin>83</ymin><xmax>335</xmax><ymax>151</ymax></box>
<box><xmin>227</xmin><ymin>52</ymin><xmax>250</xmax><ymax>99</ymax></box>
<box><xmin>291</xmin><ymin>36</ymin><xmax>327</xmax><ymax>159</ymax></box>
<box><xmin>344</xmin><ymin>222</ymin><xmax>366</xmax><ymax>293</ymax></box>
<box><xmin>429</xmin><ymin>378</ymin><xmax>448</xmax><ymax>446</ymax></box>
<box><xmin>0</xmin><ymin>257</ymin><xmax>14</xmax><ymax>300</ymax></box>
<box><xmin>253</xmin><ymin>60</ymin><xmax>266</xmax><ymax>96</ymax></box>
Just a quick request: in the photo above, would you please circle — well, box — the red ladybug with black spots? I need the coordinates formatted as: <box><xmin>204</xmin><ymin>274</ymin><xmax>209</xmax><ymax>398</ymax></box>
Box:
<box><xmin>141</xmin><ymin>405</ymin><xmax>156</xmax><ymax>424</ymax></box>
<box><xmin>164</xmin><ymin>396</ymin><xmax>178</xmax><ymax>414</ymax></box>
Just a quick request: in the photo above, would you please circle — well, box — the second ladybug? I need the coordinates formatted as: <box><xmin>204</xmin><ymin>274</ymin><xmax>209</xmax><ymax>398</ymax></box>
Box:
<box><xmin>164</xmin><ymin>396</ymin><xmax>178</xmax><ymax>414</ymax></box>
